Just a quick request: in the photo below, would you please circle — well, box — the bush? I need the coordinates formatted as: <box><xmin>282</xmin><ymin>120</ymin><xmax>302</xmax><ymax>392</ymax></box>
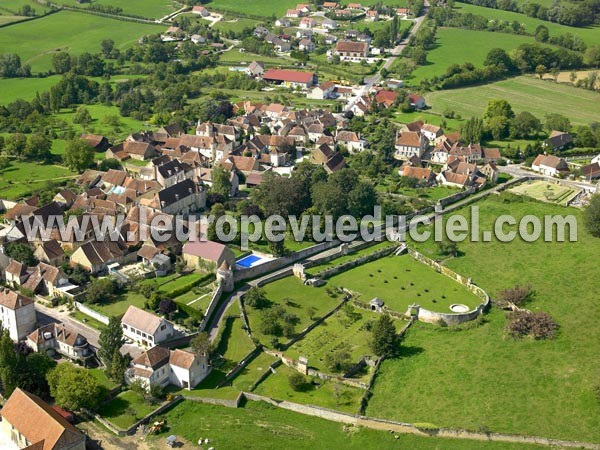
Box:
<box><xmin>288</xmin><ymin>373</ymin><xmax>309</xmax><ymax>392</ymax></box>
<box><xmin>506</xmin><ymin>311</ymin><xmax>558</xmax><ymax>340</ymax></box>
<box><xmin>496</xmin><ymin>285</ymin><xmax>534</xmax><ymax>308</ymax></box>
<box><xmin>162</xmin><ymin>273</ymin><xmax>215</xmax><ymax>298</ymax></box>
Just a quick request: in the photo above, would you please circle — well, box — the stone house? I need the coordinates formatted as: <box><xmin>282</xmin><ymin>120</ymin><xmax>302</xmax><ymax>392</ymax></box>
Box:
<box><xmin>531</xmin><ymin>154</ymin><xmax>570</xmax><ymax>177</ymax></box>
<box><xmin>394</xmin><ymin>131</ymin><xmax>427</xmax><ymax>160</ymax></box>
<box><xmin>182</xmin><ymin>240</ymin><xmax>236</xmax><ymax>273</ymax></box>
<box><xmin>121</xmin><ymin>305</ymin><xmax>175</xmax><ymax>347</ymax></box>
<box><xmin>0</xmin><ymin>288</ymin><xmax>36</xmax><ymax>342</ymax></box>
<box><xmin>27</xmin><ymin>323</ymin><xmax>91</xmax><ymax>361</ymax></box>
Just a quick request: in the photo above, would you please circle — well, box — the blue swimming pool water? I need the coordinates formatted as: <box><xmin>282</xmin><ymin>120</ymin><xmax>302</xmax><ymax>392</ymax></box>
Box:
<box><xmin>237</xmin><ymin>254</ymin><xmax>262</xmax><ymax>267</ymax></box>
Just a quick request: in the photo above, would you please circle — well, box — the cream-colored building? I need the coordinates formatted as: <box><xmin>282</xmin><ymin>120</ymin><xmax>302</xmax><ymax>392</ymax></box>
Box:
<box><xmin>0</xmin><ymin>288</ymin><xmax>36</xmax><ymax>342</ymax></box>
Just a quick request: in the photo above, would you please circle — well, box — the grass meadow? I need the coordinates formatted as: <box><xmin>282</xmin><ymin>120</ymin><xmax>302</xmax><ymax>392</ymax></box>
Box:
<box><xmin>56</xmin><ymin>0</ymin><xmax>178</xmax><ymax>19</ymax></box>
<box><xmin>97</xmin><ymin>390</ymin><xmax>156</xmax><ymax>429</ymax></box>
<box><xmin>425</xmin><ymin>75</ymin><xmax>600</xmax><ymax>126</ymax></box>
<box><xmin>510</xmin><ymin>181</ymin><xmax>580</xmax><ymax>205</ymax></box>
<box><xmin>410</xmin><ymin>28</ymin><xmax>539</xmax><ymax>82</ymax></box>
<box><xmin>159</xmin><ymin>400</ymin><xmax>549</xmax><ymax>449</ymax></box>
<box><xmin>0</xmin><ymin>10</ymin><xmax>164</xmax><ymax>72</ymax></box>
<box><xmin>367</xmin><ymin>194</ymin><xmax>600</xmax><ymax>442</ymax></box>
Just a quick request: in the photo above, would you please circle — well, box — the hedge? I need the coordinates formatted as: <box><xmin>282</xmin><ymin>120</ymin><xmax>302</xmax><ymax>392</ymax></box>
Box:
<box><xmin>160</xmin><ymin>273</ymin><xmax>215</xmax><ymax>298</ymax></box>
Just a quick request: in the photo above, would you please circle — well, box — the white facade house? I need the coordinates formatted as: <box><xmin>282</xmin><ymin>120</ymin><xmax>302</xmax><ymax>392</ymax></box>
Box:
<box><xmin>0</xmin><ymin>288</ymin><xmax>36</xmax><ymax>342</ymax></box>
<box><xmin>121</xmin><ymin>305</ymin><xmax>174</xmax><ymax>347</ymax></box>
<box><xmin>531</xmin><ymin>154</ymin><xmax>569</xmax><ymax>178</ymax></box>
<box><xmin>126</xmin><ymin>346</ymin><xmax>211</xmax><ymax>391</ymax></box>
<box><xmin>394</xmin><ymin>131</ymin><xmax>427</xmax><ymax>160</ymax></box>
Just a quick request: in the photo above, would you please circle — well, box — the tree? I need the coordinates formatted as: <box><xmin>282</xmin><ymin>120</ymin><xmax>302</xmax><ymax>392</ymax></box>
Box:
<box><xmin>510</xmin><ymin>111</ymin><xmax>542</xmax><ymax>139</ymax></box>
<box><xmin>324</xmin><ymin>344</ymin><xmax>353</xmax><ymax>373</ymax></box>
<box><xmin>496</xmin><ymin>285</ymin><xmax>534</xmax><ymax>308</ymax></box>
<box><xmin>98</xmin><ymin>316</ymin><xmax>125</xmax><ymax>381</ymax></box>
<box><xmin>550</xmin><ymin>66</ymin><xmax>560</xmax><ymax>81</ymax></box>
<box><xmin>52</xmin><ymin>52</ymin><xmax>72</xmax><ymax>74</ymax></box>
<box><xmin>86</xmin><ymin>278</ymin><xmax>116</xmax><ymax>304</ymax></box>
<box><xmin>437</xmin><ymin>239</ymin><xmax>458</xmax><ymax>257</ymax></box>
<box><xmin>370</xmin><ymin>314</ymin><xmax>398</xmax><ymax>357</ymax></box>
<box><xmin>191</xmin><ymin>332</ymin><xmax>214</xmax><ymax>358</ymax></box>
<box><xmin>25</xmin><ymin>133</ymin><xmax>52</xmax><ymax>161</ymax></box>
<box><xmin>64</xmin><ymin>138</ymin><xmax>94</xmax><ymax>172</ymax></box>
<box><xmin>534</xmin><ymin>25</ymin><xmax>549</xmax><ymax>42</ymax></box>
<box><xmin>460</xmin><ymin>117</ymin><xmax>484</xmax><ymax>144</ymax></box>
<box><xmin>288</xmin><ymin>373</ymin><xmax>309</xmax><ymax>392</ymax></box>
<box><xmin>244</xmin><ymin>287</ymin><xmax>269</xmax><ymax>309</ymax></box>
<box><xmin>584</xmin><ymin>194</ymin><xmax>600</xmax><ymax>237</ymax></box>
<box><xmin>72</xmin><ymin>106</ymin><xmax>93</xmax><ymax>130</ymax></box>
<box><xmin>535</xmin><ymin>64</ymin><xmax>547</xmax><ymax>80</ymax></box>
<box><xmin>484</xmin><ymin>48</ymin><xmax>514</xmax><ymax>72</ymax></box>
<box><xmin>484</xmin><ymin>99</ymin><xmax>514</xmax><ymax>121</ymax></box>
<box><xmin>101</xmin><ymin>39</ymin><xmax>115</xmax><ymax>58</ymax></box>
<box><xmin>544</xmin><ymin>113</ymin><xmax>571</xmax><ymax>132</ymax></box>
<box><xmin>159</xmin><ymin>298</ymin><xmax>177</xmax><ymax>316</ymax></box>
<box><xmin>5</xmin><ymin>242</ymin><xmax>36</xmax><ymax>266</ymax></box>
<box><xmin>211</xmin><ymin>165</ymin><xmax>232</xmax><ymax>199</ymax></box>
<box><xmin>0</xmin><ymin>329</ymin><xmax>21</xmax><ymax>396</ymax></box>
<box><xmin>47</xmin><ymin>363</ymin><xmax>104</xmax><ymax>410</ymax></box>
<box><xmin>347</xmin><ymin>180</ymin><xmax>377</xmax><ymax>217</ymax></box>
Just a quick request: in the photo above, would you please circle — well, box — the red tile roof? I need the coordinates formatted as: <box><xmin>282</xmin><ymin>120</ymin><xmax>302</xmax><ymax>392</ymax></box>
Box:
<box><xmin>263</xmin><ymin>69</ymin><xmax>314</xmax><ymax>84</ymax></box>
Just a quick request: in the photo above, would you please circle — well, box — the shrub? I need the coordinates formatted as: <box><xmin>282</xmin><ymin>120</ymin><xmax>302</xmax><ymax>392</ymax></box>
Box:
<box><xmin>506</xmin><ymin>311</ymin><xmax>558</xmax><ymax>340</ymax></box>
<box><xmin>244</xmin><ymin>287</ymin><xmax>270</xmax><ymax>309</ymax></box>
<box><xmin>496</xmin><ymin>285</ymin><xmax>534</xmax><ymax>308</ymax></box>
<box><xmin>288</xmin><ymin>373</ymin><xmax>309</xmax><ymax>392</ymax></box>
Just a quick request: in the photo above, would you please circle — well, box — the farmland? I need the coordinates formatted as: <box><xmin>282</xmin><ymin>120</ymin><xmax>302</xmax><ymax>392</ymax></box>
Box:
<box><xmin>0</xmin><ymin>10</ymin><xmax>164</xmax><ymax>72</ymax></box>
<box><xmin>425</xmin><ymin>75</ymin><xmax>600</xmax><ymax>126</ymax></box>
<box><xmin>207</xmin><ymin>0</ymin><xmax>298</xmax><ymax>18</ymax></box>
<box><xmin>410</xmin><ymin>28</ymin><xmax>540</xmax><ymax>82</ymax></box>
<box><xmin>55</xmin><ymin>0</ymin><xmax>178</xmax><ymax>19</ymax></box>
<box><xmin>0</xmin><ymin>159</ymin><xmax>76</xmax><ymax>200</ymax></box>
<box><xmin>367</xmin><ymin>195</ymin><xmax>600</xmax><ymax>442</ymax></box>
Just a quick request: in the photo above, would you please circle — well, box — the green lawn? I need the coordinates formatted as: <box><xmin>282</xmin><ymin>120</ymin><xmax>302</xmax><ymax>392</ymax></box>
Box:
<box><xmin>455</xmin><ymin>2</ymin><xmax>600</xmax><ymax>47</ymax></box>
<box><xmin>328</xmin><ymin>254</ymin><xmax>483</xmax><ymax>313</ymax></box>
<box><xmin>97</xmin><ymin>390</ymin><xmax>157</xmax><ymax>429</ymax></box>
<box><xmin>88</xmin><ymin>368</ymin><xmax>119</xmax><ymax>390</ymax></box>
<box><xmin>0</xmin><ymin>75</ymin><xmax>62</xmax><ymax>104</ymax></box>
<box><xmin>307</xmin><ymin>241</ymin><xmax>396</xmax><ymax>274</ymax></box>
<box><xmin>410</xmin><ymin>27</ymin><xmax>541</xmax><ymax>82</ymax></box>
<box><xmin>215</xmin><ymin>315</ymin><xmax>255</xmax><ymax>366</ymax></box>
<box><xmin>367</xmin><ymin>195</ymin><xmax>600</xmax><ymax>442</ymax></box>
<box><xmin>212</xmin><ymin>17</ymin><xmax>261</xmax><ymax>33</ymax></box>
<box><xmin>158</xmin><ymin>400</ymin><xmax>549</xmax><ymax>449</ymax></box>
<box><xmin>0</xmin><ymin>159</ymin><xmax>77</xmax><ymax>200</ymax></box>
<box><xmin>426</xmin><ymin>75</ymin><xmax>600</xmax><ymax>127</ymax></box>
<box><xmin>248</xmin><ymin>277</ymin><xmax>343</xmax><ymax>344</ymax></box>
<box><xmin>0</xmin><ymin>14</ymin><xmax>26</xmax><ymax>25</ymax></box>
<box><xmin>393</xmin><ymin>109</ymin><xmax>465</xmax><ymax>133</ymax></box>
<box><xmin>0</xmin><ymin>10</ymin><xmax>164</xmax><ymax>72</ymax></box>
<box><xmin>70</xmin><ymin>311</ymin><xmax>107</xmax><ymax>331</ymax></box>
<box><xmin>253</xmin><ymin>363</ymin><xmax>364</xmax><ymax>413</ymax></box>
<box><xmin>207</xmin><ymin>0</ymin><xmax>298</xmax><ymax>17</ymax></box>
<box><xmin>510</xmin><ymin>181</ymin><xmax>579</xmax><ymax>205</ymax></box>
<box><xmin>56</xmin><ymin>0</ymin><xmax>178</xmax><ymax>19</ymax></box>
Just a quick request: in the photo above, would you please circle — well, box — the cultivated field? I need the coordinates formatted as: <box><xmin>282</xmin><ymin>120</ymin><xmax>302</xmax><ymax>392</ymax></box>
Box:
<box><xmin>410</xmin><ymin>28</ymin><xmax>539</xmax><ymax>82</ymax></box>
<box><xmin>510</xmin><ymin>181</ymin><xmax>580</xmax><ymax>205</ymax></box>
<box><xmin>0</xmin><ymin>10</ymin><xmax>164</xmax><ymax>72</ymax></box>
<box><xmin>426</xmin><ymin>75</ymin><xmax>600</xmax><ymax>126</ymax></box>
<box><xmin>367</xmin><ymin>195</ymin><xmax>600</xmax><ymax>442</ymax></box>
<box><xmin>455</xmin><ymin>3</ymin><xmax>600</xmax><ymax>46</ymax></box>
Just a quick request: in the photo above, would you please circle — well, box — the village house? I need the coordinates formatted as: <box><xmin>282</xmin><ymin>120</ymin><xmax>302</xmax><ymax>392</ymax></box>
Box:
<box><xmin>126</xmin><ymin>346</ymin><xmax>210</xmax><ymax>391</ymax></box>
<box><xmin>543</xmin><ymin>130</ymin><xmax>573</xmax><ymax>151</ymax></box>
<box><xmin>286</xmin><ymin>9</ymin><xmax>302</xmax><ymax>18</ymax></box>
<box><xmin>121</xmin><ymin>305</ymin><xmax>175</xmax><ymax>347</ymax></box>
<box><xmin>394</xmin><ymin>131</ymin><xmax>427</xmax><ymax>160</ymax></box>
<box><xmin>373</xmin><ymin>89</ymin><xmax>397</xmax><ymax>108</ymax></box>
<box><xmin>334</xmin><ymin>40</ymin><xmax>369</xmax><ymax>60</ymax></box>
<box><xmin>311</xmin><ymin>144</ymin><xmax>346</xmax><ymax>174</ymax></box>
<box><xmin>0</xmin><ymin>388</ymin><xmax>86</xmax><ymax>450</ymax></box>
<box><xmin>246</xmin><ymin>60</ymin><xmax>265</xmax><ymax>77</ymax></box>
<box><xmin>322</xmin><ymin>18</ymin><xmax>338</xmax><ymax>29</ymax></box>
<box><xmin>148</xmin><ymin>179</ymin><xmax>206</xmax><ymax>215</ymax></box>
<box><xmin>336</xmin><ymin>130</ymin><xmax>365</xmax><ymax>153</ymax></box>
<box><xmin>420</xmin><ymin>124</ymin><xmax>443</xmax><ymax>143</ymax></box>
<box><xmin>106</xmin><ymin>141</ymin><xmax>158</xmax><ymax>161</ymax></box>
<box><xmin>182</xmin><ymin>240</ymin><xmax>236</xmax><ymax>273</ymax></box>
<box><xmin>582</xmin><ymin>162</ymin><xmax>600</xmax><ymax>180</ymax></box>
<box><xmin>0</xmin><ymin>288</ymin><xmax>36</xmax><ymax>342</ymax></box>
<box><xmin>34</xmin><ymin>239</ymin><xmax>66</xmax><ymax>265</ymax></box>
<box><xmin>299</xmin><ymin>38</ymin><xmax>315</xmax><ymax>52</ymax></box>
<box><xmin>81</xmin><ymin>134</ymin><xmax>110</xmax><ymax>152</ymax></box>
<box><xmin>308</xmin><ymin>81</ymin><xmax>336</xmax><ymax>100</ymax></box>
<box><xmin>263</xmin><ymin>69</ymin><xmax>317</xmax><ymax>89</ymax></box>
<box><xmin>20</xmin><ymin>262</ymin><xmax>69</xmax><ymax>298</ymax></box>
<box><xmin>408</xmin><ymin>93</ymin><xmax>426</xmax><ymax>109</ymax></box>
<box><xmin>154</xmin><ymin>159</ymin><xmax>195</xmax><ymax>187</ymax></box>
<box><xmin>531</xmin><ymin>154</ymin><xmax>570</xmax><ymax>177</ymax></box>
<box><xmin>192</xmin><ymin>5</ymin><xmax>210</xmax><ymax>16</ymax></box>
<box><xmin>401</xmin><ymin>166</ymin><xmax>435</xmax><ymax>185</ymax></box>
<box><xmin>27</xmin><ymin>323</ymin><xmax>91</xmax><ymax>361</ymax></box>
<box><xmin>299</xmin><ymin>17</ymin><xmax>317</xmax><ymax>28</ymax></box>
<box><xmin>366</xmin><ymin>9</ymin><xmax>379</xmax><ymax>21</ymax></box>
<box><xmin>322</xmin><ymin>1</ymin><xmax>339</xmax><ymax>8</ymax></box>
<box><xmin>275</xmin><ymin>17</ymin><xmax>291</xmax><ymax>27</ymax></box>
<box><xmin>70</xmin><ymin>240</ymin><xmax>130</xmax><ymax>274</ymax></box>
<box><xmin>191</xmin><ymin>34</ymin><xmax>206</xmax><ymax>45</ymax></box>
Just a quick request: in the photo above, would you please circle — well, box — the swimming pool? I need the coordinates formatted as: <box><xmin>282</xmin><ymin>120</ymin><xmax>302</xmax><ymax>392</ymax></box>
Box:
<box><xmin>236</xmin><ymin>254</ymin><xmax>262</xmax><ymax>268</ymax></box>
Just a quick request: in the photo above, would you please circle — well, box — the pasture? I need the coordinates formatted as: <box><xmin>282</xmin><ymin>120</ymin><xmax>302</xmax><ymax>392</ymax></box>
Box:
<box><xmin>455</xmin><ymin>3</ymin><xmax>600</xmax><ymax>47</ymax></box>
<box><xmin>206</xmin><ymin>0</ymin><xmax>298</xmax><ymax>18</ymax></box>
<box><xmin>367</xmin><ymin>195</ymin><xmax>600</xmax><ymax>442</ymax></box>
<box><xmin>510</xmin><ymin>181</ymin><xmax>580</xmax><ymax>205</ymax></box>
<box><xmin>55</xmin><ymin>0</ymin><xmax>178</xmax><ymax>19</ymax></box>
<box><xmin>426</xmin><ymin>75</ymin><xmax>600</xmax><ymax>126</ymax></box>
<box><xmin>410</xmin><ymin>27</ymin><xmax>539</xmax><ymax>82</ymax></box>
<box><xmin>0</xmin><ymin>0</ymin><xmax>49</xmax><ymax>15</ymax></box>
<box><xmin>0</xmin><ymin>159</ymin><xmax>76</xmax><ymax>200</ymax></box>
<box><xmin>0</xmin><ymin>10</ymin><xmax>164</xmax><ymax>72</ymax></box>
<box><xmin>159</xmin><ymin>400</ymin><xmax>548</xmax><ymax>449</ymax></box>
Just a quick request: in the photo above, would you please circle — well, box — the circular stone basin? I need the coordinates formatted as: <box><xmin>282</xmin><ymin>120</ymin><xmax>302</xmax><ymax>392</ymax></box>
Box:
<box><xmin>449</xmin><ymin>304</ymin><xmax>470</xmax><ymax>313</ymax></box>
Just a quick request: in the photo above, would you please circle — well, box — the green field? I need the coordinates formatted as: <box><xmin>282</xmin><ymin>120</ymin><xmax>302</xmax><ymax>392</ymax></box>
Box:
<box><xmin>97</xmin><ymin>390</ymin><xmax>157</xmax><ymax>429</ymax></box>
<box><xmin>510</xmin><ymin>181</ymin><xmax>580</xmax><ymax>205</ymax></box>
<box><xmin>56</xmin><ymin>0</ymin><xmax>178</xmax><ymax>19</ymax></box>
<box><xmin>0</xmin><ymin>10</ymin><xmax>164</xmax><ymax>72</ymax></box>
<box><xmin>0</xmin><ymin>14</ymin><xmax>26</xmax><ymax>25</ymax></box>
<box><xmin>0</xmin><ymin>159</ymin><xmax>76</xmax><ymax>200</ymax></box>
<box><xmin>253</xmin><ymin>363</ymin><xmax>364</xmax><ymax>413</ymax></box>
<box><xmin>207</xmin><ymin>0</ymin><xmax>298</xmax><ymax>17</ymax></box>
<box><xmin>426</xmin><ymin>75</ymin><xmax>600</xmax><ymax>126</ymax></box>
<box><xmin>328</xmin><ymin>254</ymin><xmax>483</xmax><ymax>313</ymax></box>
<box><xmin>455</xmin><ymin>2</ymin><xmax>600</xmax><ymax>47</ymax></box>
<box><xmin>0</xmin><ymin>0</ymin><xmax>50</xmax><ymax>15</ymax></box>
<box><xmin>212</xmin><ymin>17</ymin><xmax>261</xmax><ymax>33</ymax></box>
<box><xmin>0</xmin><ymin>75</ymin><xmax>62</xmax><ymax>104</ymax></box>
<box><xmin>410</xmin><ymin>27</ymin><xmax>540</xmax><ymax>82</ymax></box>
<box><xmin>367</xmin><ymin>195</ymin><xmax>600</xmax><ymax>442</ymax></box>
<box><xmin>158</xmin><ymin>400</ymin><xmax>548</xmax><ymax>449</ymax></box>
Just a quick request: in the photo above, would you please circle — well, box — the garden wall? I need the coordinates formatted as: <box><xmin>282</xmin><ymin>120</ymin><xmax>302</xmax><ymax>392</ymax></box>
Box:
<box><xmin>216</xmin><ymin>346</ymin><xmax>262</xmax><ymax>388</ymax></box>
<box><xmin>75</xmin><ymin>301</ymin><xmax>110</xmax><ymax>325</ymax></box>
<box><xmin>312</xmin><ymin>245</ymin><xmax>398</xmax><ymax>280</ymax></box>
<box><xmin>183</xmin><ymin>393</ymin><xmax>244</xmax><ymax>408</ymax></box>
<box><xmin>199</xmin><ymin>285</ymin><xmax>223</xmax><ymax>332</ymax></box>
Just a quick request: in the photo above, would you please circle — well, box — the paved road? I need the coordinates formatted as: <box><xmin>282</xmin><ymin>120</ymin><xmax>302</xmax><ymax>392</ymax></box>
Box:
<box><xmin>345</xmin><ymin>2</ymin><xmax>430</xmax><ymax>113</ymax></box>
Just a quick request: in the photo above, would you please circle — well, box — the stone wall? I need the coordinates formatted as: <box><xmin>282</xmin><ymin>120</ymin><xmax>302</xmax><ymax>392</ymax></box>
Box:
<box><xmin>311</xmin><ymin>245</ymin><xmax>398</xmax><ymax>280</ymax></box>
<box><xmin>216</xmin><ymin>346</ymin><xmax>262</xmax><ymax>388</ymax></box>
<box><xmin>437</xmin><ymin>187</ymin><xmax>477</xmax><ymax>208</ymax></box>
<box><xmin>199</xmin><ymin>284</ymin><xmax>223</xmax><ymax>331</ymax></box>
<box><xmin>183</xmin><ymin>393</ymin><xmax>243</xmax><ymax>408</ymax></box>
<box><xmin>75</xmin><ymin>302</ymin><xmax>110</xmax><ymax>325</ymax></box>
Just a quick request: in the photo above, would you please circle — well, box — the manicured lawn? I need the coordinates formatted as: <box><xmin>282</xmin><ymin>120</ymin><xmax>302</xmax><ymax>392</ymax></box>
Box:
<box><xmin>207</xmin><ymin>0</ymin><xmax>298</xmax><ymax>17</ymax></box>
<box><xmin>88</xmin><ymin>368</ymin><xmax>119</xmax><ymax>390</ymax></box>
<box><xmin>248</xmin><ymin>277</ymin><xmax>343</xmax><ymax>344</ymax></box>
<box><xmin>393</xmin><ymin>109</ymin><xmax>465</xmax><ymax>133</ymax></box>
<box><xmin>307</xmin><ymin>241</ymin><xmax>396</xmax><ymax>274</ymax></box>
<box><xmin>0</xmin><ymin>159</ymin><xmax>76</xmax><ymax>200</ymax></box>
<box><xmin>56</xmin><ymin>0</ymin><xmax>178</xmax><ymax>19</ymax></box>
<box><xmin>283</xmin><ymin>306</ymin><xmax>389</xmax><ymax>376</ymax></box>
<box><xmin>70</xmin><ymin>311</ymin><xmax>107</xmax><ymax>331</ymax></box>
<box><xmin>426</xmin><ymin>75</ymin><xmax>600</xmax><ymax>127</ymax></box>
<box><xmin>368</xmin><ymin>195</ymin><xmax>600</xmax><ymax>442</ymax></box>
<box><xmin>215</xmin><ymin>315</ymin><xmax>255</xmax><ymax>366</ymax></box>
<box><xmin>455</xmin><ymin>2</ymin><xmax>600</xmax><ymax>47</ymax></box>
<box><xmin>328</xmin><ymin>254</ymin><xmax>483</xmax><ymax>313</ymax></box>
<box><xmin>410</xmin><ymin>28</ymin><xmax>541</xmax><ymax>82</ymax></box>
<box><xmin>253</xmin><ymin>363</ymin><xmax>364</xmax><ymax>413</ymax></box>
<box><xmin>0</xmin><ymin>10</ymin><xmax>164</xmax><ymax>72</ymax></box>
<box><xmin>159</xmin><ymin>400</ymin><xmax>548</xmax><ymax>449</ymax></box>
<box><xmin>97</xmin><ymin>390</ymin><xmax>157</xmax><ymax>429</ymax></box>
<box><xmin>510</xmin><ymin>181</ymin><xmax>580</xmax><ymax>205</ymax></box>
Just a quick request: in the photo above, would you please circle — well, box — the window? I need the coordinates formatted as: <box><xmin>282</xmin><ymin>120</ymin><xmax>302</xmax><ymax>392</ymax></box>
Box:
<box><xmin>160</xmin><ymin>324</ymin><xmax>166</xmax><ymax>331</ymax></box>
